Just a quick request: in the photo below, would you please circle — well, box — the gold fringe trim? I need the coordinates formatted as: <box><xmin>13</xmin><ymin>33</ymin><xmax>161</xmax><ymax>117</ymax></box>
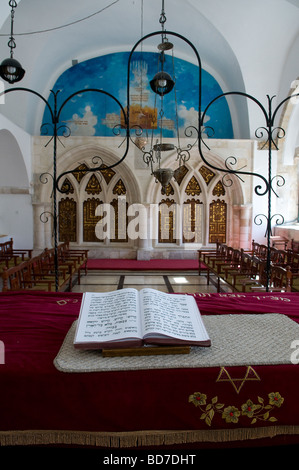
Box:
<box><xmin>1</xmin><ymin>426</ymin><xmax>299</xmax><ymax>448</ymax></box>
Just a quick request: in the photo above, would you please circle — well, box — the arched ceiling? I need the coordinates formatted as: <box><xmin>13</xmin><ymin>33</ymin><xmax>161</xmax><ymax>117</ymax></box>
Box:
<box><xmin>0</xmin><ymin>0</ymin><xmax>298</xmax><ymax>139</ymax></box>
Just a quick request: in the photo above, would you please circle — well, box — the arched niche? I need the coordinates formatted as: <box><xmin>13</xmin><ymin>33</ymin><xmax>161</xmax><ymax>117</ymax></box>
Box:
<box><xmin>0</xmin><ymin>129</ymin><xmax>29</xmax><ymax>188</ymax></box>
<box><xmin>146</xmin><ymin>148</ymin><xmax>248</xmax><ymax>249</ymax></box>
<box><xmin>34</xmin><ymin>142</ymin><xmax>142</xmax><ymax>250</ymax></box>
<box><xmin>37</xmin><ymin>143</ymin><xmax>141</xmax><ymax>205</ymax></box>
<box><xmin>0</xmin><ymin>129</ymin><xmax>33</xmax><ymax>248</ymax></box>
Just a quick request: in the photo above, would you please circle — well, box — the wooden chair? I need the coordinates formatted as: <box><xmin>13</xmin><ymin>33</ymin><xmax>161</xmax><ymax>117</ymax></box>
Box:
<box><xmin>37</xmin><ymin>249</ymin><xmax>73</xmax><ymax>291</ymax></box>
<box><xmin>198</xmin><ymin>242</ymin><xmax>226</xmax><ymax>267</ymax></box>
<box><xmin>0</xmin><ymin>238</ymin><xmax>32</xmax><ymax>275</ymax></box>
<box><xmin>237</xmin><ymin>259</ymin><xmax>267</xmax><ymax>292</ymax></box>
<box><xmin>57</xmin><ymin>242</ymin><xmax>89</xmax><ymax>284</ymax></box>
<box><xmin>2</xmin><ymin>261</ymin><xmax>52</xmax><ymax>292</ymax></box>
<box><xmin>250</xmin><ymin>265</ymin><xmax>292</xmax><ymax>292</ymax></box>
<box><xmin>223</xmin><ymin>251</ymin><xmax>254</xmax><ymax>288</ymax></box>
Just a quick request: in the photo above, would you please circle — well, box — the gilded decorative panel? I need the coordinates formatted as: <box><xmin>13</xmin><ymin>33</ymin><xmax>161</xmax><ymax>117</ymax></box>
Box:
<box><xmin>58</xmin><ymin>198</ymin><xmax>77</xmax><ymax>242</ymax></box>
<box><xmin>85</xmin><ymin>174</ymin><xmax>102</xmax><ymax>195</ymax></box>
<box><xmin>183</xmin><ymin>199</ymin><xmax>203</xmax><ymax>243</ymax></box>
<box><xmin>61</xmin><ymin>178</ymin><xmax>74</xmax><ymax>194</ymax></box>
<box><xmin>212</xmin><ymin>180</ymin><xmax>226</xmax><ymax>197</ymax></box>
<box><xmin>110</xmin><ymin>198</ymin><xmax>128</xmax><ymax>242</ymax></box>
<box><xmin>185</xmin><ymin>176</ymin><xmax>202</xmax><ymax>196</ymax></box>
<box><xmin>100</xmin><ymin>164</ymin><xmax>116</xmax><ymax>185</ymax></box>
<box><xmin>158</xmin><ymin>199</ymin><xmax>176</xmax><ymax>244</ymax></box>
<box><xmin>199</xmin><ymin>165</ymin><xmax>216</xmax><ymax>185</ymax></box>
<box><xmin>161</xmin><ymin>183</ymin><xmax>174</xmax><ymax>197</ymax></box>
<box><xmin>83</xmin><ymin>198</ymin><xmax>102</xmax><ymax>242</ymax></box>
<box><xmin>112</xmin><ymin>179</ymin><xmax>126</xmax><ymax>196</ymax></box>
<box><xmin>209</xmin><ymin>199</ymin><xmax>227</xmax><ymax>243</ymax></box>
<box><xmin>72</xmin><ymin>163</ymin><xmax>89</xmax><ymax>184</ymax></box>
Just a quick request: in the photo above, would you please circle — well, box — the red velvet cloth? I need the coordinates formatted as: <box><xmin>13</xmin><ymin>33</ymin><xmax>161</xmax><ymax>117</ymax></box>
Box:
<box><xmin>0</xmin><ymin>291</ymin><xmax>299</xmax><ymax>448</ymax></box>
<box><xmin>194</xmin><ymin>291</ymin><xmax>299</xmax><ymax>323</ymax></box>
<box><xmin>85</xmin><ymin>258</ymin><xmax>202</xmax><ymax>270</ymax></box>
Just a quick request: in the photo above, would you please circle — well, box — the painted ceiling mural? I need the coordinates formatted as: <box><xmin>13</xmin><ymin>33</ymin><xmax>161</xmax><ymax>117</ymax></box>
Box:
<box><xmin>41</xmin><ymin>51</ymin><xmax>233</xmax><ymax>139</ymax></box>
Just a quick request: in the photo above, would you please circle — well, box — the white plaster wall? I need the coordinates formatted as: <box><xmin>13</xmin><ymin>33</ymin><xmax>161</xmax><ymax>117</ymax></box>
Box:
<box><xmin>0</xmin><ymin>115</ymin><xmax>34</xmax><ymax>249</ymax></box>
<box><xmin>0</xmin><ymin>193</ymin><xmax>33</xmax><ymax>249</ymax></box>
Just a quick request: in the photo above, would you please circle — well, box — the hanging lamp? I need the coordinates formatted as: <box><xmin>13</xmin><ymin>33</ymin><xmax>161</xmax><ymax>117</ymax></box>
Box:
<box><xmin>0</xmin><ymin>1</ymin><xmax>25</xmax><ymax>84</ymax></box>
<box><xmin>133</xmin><ymin>0</ymin><xmax>194</xmax><ymax>189</ymax></box>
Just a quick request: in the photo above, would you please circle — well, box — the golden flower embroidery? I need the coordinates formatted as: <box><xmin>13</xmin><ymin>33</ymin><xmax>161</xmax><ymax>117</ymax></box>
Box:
<box><xmin>188</xmin><ymin>392</ymin><xmax>207</xmax><ymax>407</ymax></box>
<box><xmin>241</xmin><ymin>399</ymin><xmax>259</xmax><ymax>418</ymax></box>
<box><xmin>268</xmin><ymin>392</ymin><xmax>284</xmax><ymax>408</ymax></box>
<box><xmin>222</xmin><ymin>406</ymin><xmax>240</xmax><ymax>424</ymax></box>
<box><xmin>188</xmin><ymin>392</ymin><xmax>284</xmax><ymax>427</ymax></box>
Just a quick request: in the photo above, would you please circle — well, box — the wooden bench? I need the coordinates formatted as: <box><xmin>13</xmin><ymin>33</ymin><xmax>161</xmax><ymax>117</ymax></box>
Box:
<box><xmin>198</xmin><ymin>241</ymin><xmax>224</xmax><ymax>275</ymax></box>
<box><xmin>2</xmin><ymin>250</ymin><xmax>72</xmax><ymax>292</ymax></box>
<box><xmin>198</xmin><ymin>240</ymin><xmax>297</xmax><ymax>293</ymax></box>
<box><xmin>33</xmin><ymin>249</ymin><xmax>74</xmax><ymax>291</ymax></box>
<box><xmin>250</xmin><ymin>265</ymin><xmax>292</xmax><ymax>292</ymax></box>
<box><xmin>57</xmin><ymin>242</ymin><xmax>88</xmax><ymax>285</ymax></box>
<box><xmin>198</xmin><ymin>244</ymin><xmax>246</xmax><ymax>292</ymax></box>
<box><xmin>0</xmin><ymin>238</ymin><xmax>32</xmax><ymax>275</ymax></box>
<box><xmin>222</xmin><ymin>252</ymin><xmax>260</xmax><ymax>290</ymax></box>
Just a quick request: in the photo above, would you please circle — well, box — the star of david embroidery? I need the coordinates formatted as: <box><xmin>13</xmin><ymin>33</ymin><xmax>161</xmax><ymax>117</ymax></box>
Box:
<box><xmin>216</xmin><ymin>366</ymin><xmax>261</xmax><ymax>393</ymax></box>
<box><xmin>56</xmin><ymin>299</ymin><xmax>78</xmax><ymax>306</ymax></box>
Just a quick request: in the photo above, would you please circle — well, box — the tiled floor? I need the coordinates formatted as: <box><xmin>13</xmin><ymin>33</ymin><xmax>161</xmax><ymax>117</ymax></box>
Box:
<box><xmin>72</xmin><ymin>270</ymin><xmax>232</xmax><ymax>294</ymax></box>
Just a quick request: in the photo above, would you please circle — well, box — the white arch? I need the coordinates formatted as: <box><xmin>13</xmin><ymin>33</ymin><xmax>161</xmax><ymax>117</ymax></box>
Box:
<box><xmin>146</xmin><ymin>147</ymin><xmax>245</xmax><ymax>207</ymax></box>
<box><xmin>35</xmin><ymin>141</ymin><xmax>142</xmax><ymax>249</ymax></box>
<box><xmin>145</xmin><ymin>146</ymin><xmax>247</xmax><ymax>248</ymax></box>
<box><xmin>38</xmin><ymin>143</ymin><xmax>141</xmax><ymax>204</ymax></box>
<box><xmin>0</xmin><ymin>129</ymin><xmax>29</xmax><ymax>188</ymax></box>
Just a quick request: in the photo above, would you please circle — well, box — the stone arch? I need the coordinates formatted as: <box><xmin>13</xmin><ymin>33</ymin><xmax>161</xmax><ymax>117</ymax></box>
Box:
<box><xmin>145</xmin><ymin>147</ymin><xmax>248</xmax><ymax>248</ymax></box>
<box><xmin>38</xmin><ymin>144</ymin><xmax>140</xmax><ymax>203</ymax></box>
<box><xmin>34</xmin><ymin>142</ymin><xmax>141</xmax><ymax>250</ymax></box>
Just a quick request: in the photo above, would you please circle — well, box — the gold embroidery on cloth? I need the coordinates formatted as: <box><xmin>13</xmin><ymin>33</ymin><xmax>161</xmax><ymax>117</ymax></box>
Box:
<box><xmin>216</xmin><ymin>366</ymin><xmax>261</xmax><ymax>394</ymax></box>
<box><xmin>56</xmin><ymin>299</ymin><xmax>79</xmax><ymax>306</ymax></box>
<box><xmin>189</xmin><ymin>391</ymin><xmax>284</xmax><ymax>427</ymax></box>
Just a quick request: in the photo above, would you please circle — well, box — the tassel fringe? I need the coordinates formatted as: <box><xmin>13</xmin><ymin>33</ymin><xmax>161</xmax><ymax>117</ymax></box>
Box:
<box><xmin>1</xmin><ymin>426</ymin><xmax>299</xmax><ymax>448</ymax></box>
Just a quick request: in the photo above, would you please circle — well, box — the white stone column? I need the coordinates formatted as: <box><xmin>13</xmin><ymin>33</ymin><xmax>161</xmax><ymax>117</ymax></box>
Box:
<box><xmin>134</xmin><ymin>203</ymin><xmax>152</xmax><ymax>259</ymax></box>
<box><xmin>239</xmin><ymin>204</ymin><xmax>252</xmax><ymax>249</ymax></box>
<box><xmin>33</xmin><ymin>202</ymin><xmax>53</xmax><ymax>250</ymax></box>
<box><xmin>231</xmin><ymin>205</ymin><xmax>241</xmax><ymax>247</ymax></box>
<box><xmin>33</xmin><ymin>203</ymin><xmax>45</xmax><ymax>250</ymax></box>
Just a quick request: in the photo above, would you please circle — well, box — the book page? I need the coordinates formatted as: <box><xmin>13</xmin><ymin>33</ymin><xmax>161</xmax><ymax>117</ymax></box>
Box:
<box><xmin>74</xmin><ymin>289</ymin><xmax>142</xmax><ymax>345</ymax></box>
<box><xmin>140</xmin><ymin>288</ymin><xmax>209</xmax><ymax>342</ymax></box>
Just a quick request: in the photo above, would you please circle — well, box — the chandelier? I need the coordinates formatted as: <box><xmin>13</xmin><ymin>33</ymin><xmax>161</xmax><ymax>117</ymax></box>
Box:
<box><xmin>131</xmin><ymin>0</ymin><xmax>198</xmax><ymax>189</ymax></box>
<box><xmin>0</xmin><ymin>0</ymin><xmax>25</xmax><ymax>84</ymax></box>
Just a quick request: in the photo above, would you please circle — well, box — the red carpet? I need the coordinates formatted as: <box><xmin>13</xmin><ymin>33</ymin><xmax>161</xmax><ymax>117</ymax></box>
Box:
<box><xmin>84</xmin><ymin>258</ymin><xmax>203</xmax><ymax>271</ymax></box>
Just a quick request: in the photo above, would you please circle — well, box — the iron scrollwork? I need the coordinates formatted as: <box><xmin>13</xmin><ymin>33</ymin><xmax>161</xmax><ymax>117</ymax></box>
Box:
<box><xmin>1</xmin><ymin>24</ymin><xmax>298</xmax><ymax>292</ymax></box>
<box><xmin>198</xmin><ymin>92</ymin><xmax>299</xmax><ymax>289</ymax></box>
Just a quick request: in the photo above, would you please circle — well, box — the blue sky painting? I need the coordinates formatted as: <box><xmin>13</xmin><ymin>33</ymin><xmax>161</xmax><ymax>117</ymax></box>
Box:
<box><xmin>41</xmin><ymin>51</ymin><xmax>233</xmax><ymax>139</ymax></box>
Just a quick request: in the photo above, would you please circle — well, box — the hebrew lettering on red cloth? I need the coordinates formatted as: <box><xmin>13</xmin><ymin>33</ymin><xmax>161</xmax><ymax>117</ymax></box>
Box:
<box><xmin>0</xmin><ymin>291</ymin><xmax>298</xmax><ymax>448</ymax></box>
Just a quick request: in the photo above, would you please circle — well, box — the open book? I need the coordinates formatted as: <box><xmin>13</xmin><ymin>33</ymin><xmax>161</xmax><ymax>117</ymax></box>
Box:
<box><xmin>74</xmin><ymin>288</ymin><xmax>211</xmax><ymax>349</ymax></box>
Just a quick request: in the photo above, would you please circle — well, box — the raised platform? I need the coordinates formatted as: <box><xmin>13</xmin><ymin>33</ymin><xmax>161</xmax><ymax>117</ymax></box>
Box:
<box><xmin>85</xmin><ymin>258</ymin><xmax>202</xmax><ymax>271</ymax></box>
